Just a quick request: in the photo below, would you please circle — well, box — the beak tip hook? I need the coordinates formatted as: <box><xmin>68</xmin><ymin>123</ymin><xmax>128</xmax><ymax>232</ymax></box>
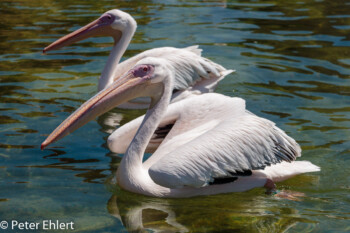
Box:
<box><xmin>41</xmin><ymin>142</ymin><xmax>47</xmax><ymax>150</ymax></box>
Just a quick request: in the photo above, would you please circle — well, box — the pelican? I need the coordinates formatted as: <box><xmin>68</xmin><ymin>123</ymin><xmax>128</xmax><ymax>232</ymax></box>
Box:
<box><xmin>41</xmin><ymin>57</ymin><xmax>320</xmax><ymax>198</ymax></box>
<box><xmin>43</xmin><ymin>9</ymin><xmax>232</xmax><ymax>109</ymax></box>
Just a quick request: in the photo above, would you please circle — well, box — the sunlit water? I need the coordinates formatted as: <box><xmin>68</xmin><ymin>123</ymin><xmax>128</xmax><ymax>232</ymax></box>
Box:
<box><xmin>1</xmin><ymin>0</ymin><xmax>350</xmax><ymax>232</ymax></box>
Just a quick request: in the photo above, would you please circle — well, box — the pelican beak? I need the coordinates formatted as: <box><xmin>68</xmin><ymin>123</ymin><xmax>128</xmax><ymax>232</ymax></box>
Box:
<box><xmin>43</xmin><ymin>14</ymin><xmax>121</xmax><ymax>53</ymax></box>
<box><xmin>41</xmin><ymin>71</ymin><xmax>153</xmax><ymax>150</ymax></box>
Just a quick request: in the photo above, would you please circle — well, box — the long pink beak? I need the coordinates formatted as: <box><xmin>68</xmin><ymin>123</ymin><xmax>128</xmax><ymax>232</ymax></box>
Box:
<box><xmin>41</xmin><ymin>71</ymin><xmax>149</xmax><ymax>150</ymax></box>
<box><xmin>43</xmin><ymin>19</ymin><xmax>100</xmax><ymax>53</ymax></box>
<box><xmin>43</xmin><ymin>14</ymin><xmax>119</xmax><ymax>53</ymax></box>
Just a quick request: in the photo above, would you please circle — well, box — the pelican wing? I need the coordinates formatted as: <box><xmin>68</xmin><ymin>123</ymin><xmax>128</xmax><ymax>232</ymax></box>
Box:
<box><xmin>148</xmin><ymin>95</ymin><xmax>301</xmax><ymax>189</ymax></box>
<box><xmin>115</xmin><ymin>46</ymin><xmax>232</xmax><ymax>93</ymax></box>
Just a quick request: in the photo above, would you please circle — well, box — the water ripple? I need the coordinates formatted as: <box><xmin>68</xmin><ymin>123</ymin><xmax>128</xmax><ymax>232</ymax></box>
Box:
<box><xmin>0</xmin><ymin>0</ymin><xmax>349</xmax><ymax>232</ymax></box>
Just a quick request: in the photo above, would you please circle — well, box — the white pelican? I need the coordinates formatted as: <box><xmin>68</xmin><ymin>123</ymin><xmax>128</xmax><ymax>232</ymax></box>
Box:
<box><xmin>41</xmin><ymin>57</ymin><xmax>320</xmax><ymax>198</ymax></box>
<box><xmin>43</xmin><ymin>9</ymin><xmax>232</xmax><ymax>109</ymax></box>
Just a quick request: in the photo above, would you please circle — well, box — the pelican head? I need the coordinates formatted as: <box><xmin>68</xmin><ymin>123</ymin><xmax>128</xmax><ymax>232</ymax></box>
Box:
<box><xmin>41</xmin><ymin>58</ymin><xmax>173</xmax><ymax>149</ymax></box>
<box><xmin>43</xmin><ymin>9</ymin><xmax>137</xmax><ymax>53</ymax></box>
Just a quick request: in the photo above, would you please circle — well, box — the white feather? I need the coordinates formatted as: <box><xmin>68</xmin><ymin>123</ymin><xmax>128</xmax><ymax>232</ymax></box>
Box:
<box><xmin>147</xmin><ymin>94</ymin><xmax>301</xmax><ymax>189</ymax></box>
<box><xmin>261</xmin><ymin>161</ymin><xmax>320</xmax><ymax>183</ymax></box>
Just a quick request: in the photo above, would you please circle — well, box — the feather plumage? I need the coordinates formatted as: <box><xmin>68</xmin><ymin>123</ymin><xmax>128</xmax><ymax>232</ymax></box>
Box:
<box><xmin>147</xmin><ymin>94</ymin><xmax>301</xmax><ymax>189</ymax></box>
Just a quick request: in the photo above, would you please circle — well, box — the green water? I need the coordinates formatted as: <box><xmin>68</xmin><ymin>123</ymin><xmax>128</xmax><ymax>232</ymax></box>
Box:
<box><xmin>1</xmin><ymin>0</ymin><xmax>350</xmax><ymax>232</ymax></box>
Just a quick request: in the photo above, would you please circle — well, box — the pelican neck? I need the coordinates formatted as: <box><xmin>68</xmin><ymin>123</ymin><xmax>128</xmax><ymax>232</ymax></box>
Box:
<box><xmin>98</xmin><ymin>26</ymin><xmax>136</xmax><ymax>91</ymax></box>
<box><xmin>117</xmin><ymin>76</ymin><xmax>173</xmax><ymax>196</ymax></box>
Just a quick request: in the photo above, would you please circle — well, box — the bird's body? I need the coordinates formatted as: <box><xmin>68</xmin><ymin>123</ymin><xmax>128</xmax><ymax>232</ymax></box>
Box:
<box><xmin>114</xmin><ymin>93</ymin><xmax>319</xmax><ymax>198</ymax></box>
<box><xmin>41</xmin><ymin>56</ymin><xmax>320</xmax><ymax>198</ymax></box>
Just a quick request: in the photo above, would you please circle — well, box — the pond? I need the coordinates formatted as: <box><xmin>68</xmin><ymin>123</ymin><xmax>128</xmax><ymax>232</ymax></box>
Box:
<box><xmin>1</xmin><ymin>0</ymin><xmax>350</xmax><ymax>232</ymax></box>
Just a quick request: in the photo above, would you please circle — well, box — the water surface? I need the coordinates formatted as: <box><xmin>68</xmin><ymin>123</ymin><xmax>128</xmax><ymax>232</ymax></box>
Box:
<box><xmin>1</xmin><ymin>0</ymin><xmax>350</xmax><ymax>232</ymax></box>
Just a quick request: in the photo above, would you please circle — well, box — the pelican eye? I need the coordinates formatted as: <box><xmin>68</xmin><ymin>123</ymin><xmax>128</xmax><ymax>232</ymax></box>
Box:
<box><xmin>100</xmin><ymin>14</ymin><xmax>114</xmax><ymax>23</ymax></box>
<box><xmin>132</xmin><ymin>64</ymin><xmax>152</xmax><ymax>77</ymax></box>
